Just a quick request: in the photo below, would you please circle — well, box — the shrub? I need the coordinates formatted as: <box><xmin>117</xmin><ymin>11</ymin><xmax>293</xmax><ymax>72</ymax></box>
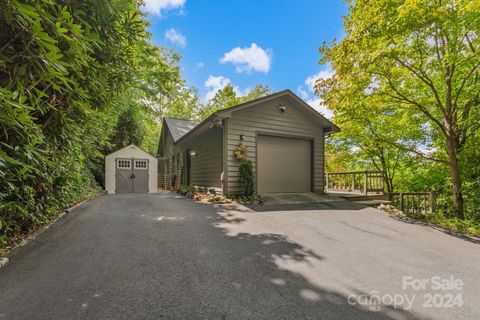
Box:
<box><xmin>239</xmin><ymin>160</ymin><xmax>254</xmax><ymax>196</ymax></box>
<box><xmin>177</xmin><ymin>185</ymin><xmax>196</xmax><ymax>196</ymax></box>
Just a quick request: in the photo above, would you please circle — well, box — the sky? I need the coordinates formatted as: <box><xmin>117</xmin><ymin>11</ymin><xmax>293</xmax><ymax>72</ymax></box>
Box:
<box><xmin>143</xmin><ymin>0</ymin><xmax>348</xmax><ymax>118</ymax></box>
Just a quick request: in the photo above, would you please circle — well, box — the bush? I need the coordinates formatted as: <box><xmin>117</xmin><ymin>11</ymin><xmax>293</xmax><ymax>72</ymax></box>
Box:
<box><xmin>177</xmin><ymin>185</ymin><xmax>196</xmax><ymax>196</ymax></box>
<box><xmin>0</xmin><ymin>0</ymin><xmax>145</xmax><ymax>249</ymax></box>
<box><xmin>419</xmin><ymin>213</ymin><xmax>480</xmax><ymax>238</ymax></box>
<box><xmin>238</xmin><ymin>160</ymin><xmax>254</xmax><ymax>196</ymax></box>
<box><xmin>232</xmin><ymin>193</ymin><xmax>265</xmax><ymax>205</ymax></box>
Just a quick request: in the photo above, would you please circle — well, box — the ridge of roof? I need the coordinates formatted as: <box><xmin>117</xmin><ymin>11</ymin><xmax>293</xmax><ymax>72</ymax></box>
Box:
<box><xmin>173</xmin><ymin>89</ymin><xmax>340</xmax><ymax>144</ymax></box>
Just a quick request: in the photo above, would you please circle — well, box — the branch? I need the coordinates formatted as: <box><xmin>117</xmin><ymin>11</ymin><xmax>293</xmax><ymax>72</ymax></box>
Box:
<box><xmin>393</xmin><ymin>56</ymin><xmax>446</xmax><ymax>117</ymax></box>
<box><xmin>465</xmin><ymin>33</ymin><xmax>477</xmax><ymax>53</ymax></box>
<box><xmin>376</xmin><ymin>136</ymin><xmax>448</xmax><ymax>164</ymax></box>
<box><xmin>378</xmin><ymin>77</ymin><xmax>448</xmax><ymax>137</ymax></box>
<box><xmin>453</xmin><ymin>60</ymin><xmax>480</xmax><ymax>108</ymax></box>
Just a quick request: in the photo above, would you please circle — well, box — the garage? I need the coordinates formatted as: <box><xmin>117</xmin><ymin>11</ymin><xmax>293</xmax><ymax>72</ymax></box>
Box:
<box><xmin>257</xmin><ymin>135</ymin><xmax>312</xmax><ymax>193</ymax></box>
<box><xmin>105</xmin><ymin>144</ymin><xmax>158</xmax><ymax>194</ymax></box>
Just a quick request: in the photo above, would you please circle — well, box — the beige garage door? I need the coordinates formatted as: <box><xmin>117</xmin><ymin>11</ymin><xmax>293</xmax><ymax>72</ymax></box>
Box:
<box><xmin>257</xmin><ymin>135</ymin><xmax>312</xmax><ymax>193</ymax></box>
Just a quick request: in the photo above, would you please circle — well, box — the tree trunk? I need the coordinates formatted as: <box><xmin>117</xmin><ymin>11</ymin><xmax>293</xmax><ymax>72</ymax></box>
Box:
<box><xmin>446</xmin><ymin>136</ymin><xmax>464</xmax><ymax>219</ymax></box>
<box><xmin>385</xmin><ymin>176</ymin><xmax>394</xmax><ymax>194</ymax></box>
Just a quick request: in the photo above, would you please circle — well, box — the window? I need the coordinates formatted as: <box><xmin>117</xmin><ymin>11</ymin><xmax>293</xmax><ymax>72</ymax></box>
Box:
<box><xmin>117</xmin><ymin>160</ymin><xmax>131</xmax><ymax>169</ymax></box>
<box><xmin>135</xmin><ymin>160</ymin><xmax>148</xmax><ymax>169</ymax></box>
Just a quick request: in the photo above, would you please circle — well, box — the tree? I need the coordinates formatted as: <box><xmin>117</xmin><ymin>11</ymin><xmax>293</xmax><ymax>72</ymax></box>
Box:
<box><xmin>0</xmin><ymin>0</ymin><xmax>170</xmax><ymax>245</ymax></box>
<box><xmin>317</xmin><ymin>0</ymin><xmax>480</xmax><ymax>218</ymax></box>
<box><xmin>112</xmin><ymin>41</ymin><xmax>198</xmax><ymax>154</ymax></box>
<box><xmin>197</xmin><ymin>84</ymin><xmax>271</xmax><ymax>120</ymax></box>
<box><xmin>111</xmin><ymin>104</ymin><xmax>146</xmax><ymax>149</ymax></box>
<box><xmin>240</xmin><ymin>84</ymin><xmax>272</xmax><ymax>103</ymax></box>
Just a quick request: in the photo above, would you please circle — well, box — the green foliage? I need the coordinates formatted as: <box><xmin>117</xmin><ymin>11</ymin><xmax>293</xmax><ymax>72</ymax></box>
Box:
<box><xmin>238</xmin><ymin>160</ymin><xmax>254</xmax><ymax>197</ymax></box>
<box><xmin>318</xmin><ymin>0</ymin><xmax>480</xmax><ymax>218</ymax></box>
<box><xmin>111</xmin><ymin>104</ymin><xmax>146</xmax><ymax>149</ymax></box>
<box><xmin>232</xmin><ymin>193</ymin><xmax>265</xmax><ymax>205</ymax></box>
<box><xmin>414</xmin><ymin>213</ymin><xmax>480</xmax><ymax>238</ymax></box>
<box><xmin>197</xmin><ymin>84</ymin><xmax>272</xmax><ymax>120</ymax></box>
<box><xmin>0</xmin><ymin>0</ymin><xmax>196</xmax><ymax>248</ymax></box>
<box><xmin>197</xmin><ymin>85</ymin><xmax>239</xmax><ymax>120</ymax></box>
<box><xmin>177</xmin><ymin>184</ymin><xmax>196</xmax><ymax>196</ymax></box>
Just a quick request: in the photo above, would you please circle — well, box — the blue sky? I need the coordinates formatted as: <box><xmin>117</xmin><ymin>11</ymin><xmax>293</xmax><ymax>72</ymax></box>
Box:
<box><xmin>143</xmin><ymin>0</ymin><xmax>347</xmax><ymax>118</ymax></box>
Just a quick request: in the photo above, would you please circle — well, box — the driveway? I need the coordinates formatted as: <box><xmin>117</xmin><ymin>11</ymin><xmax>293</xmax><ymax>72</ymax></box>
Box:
<box><xmin>0</xmin><ymin>193</ymin><xmax>478</xmax><ymax>320</ymax></box>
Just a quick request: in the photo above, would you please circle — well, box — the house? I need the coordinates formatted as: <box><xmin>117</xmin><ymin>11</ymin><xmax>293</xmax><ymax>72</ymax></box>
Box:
<box><xmin>105</xmin><ymin>144</ymin><xmax>158</xmax><ymax>194</ymax></box>
<box><xmin>157</xmin><ymin>89</ymin><xmax>339</xmax><ymax>195</ymax></box>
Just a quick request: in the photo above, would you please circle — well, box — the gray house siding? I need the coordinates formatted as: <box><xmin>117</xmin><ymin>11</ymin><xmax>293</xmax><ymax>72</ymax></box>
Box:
<box><xmin>158</xmin><ymin>128</ymin><xmax>175</xmax><ymax>189</ymax></box>
<box><xmin>157</xmin><ymin>90</ymin><xmax>337</xmax><ymax>195</ymax></box>
<box><xmin>224</xmin><ymin>95</ymin><xmax>325</xmax><ymax>195</ymax></box>
<box><xmin>175</xmin><ymin>126</ymin><xmax>224</xmax><ymax>192</ymax></box>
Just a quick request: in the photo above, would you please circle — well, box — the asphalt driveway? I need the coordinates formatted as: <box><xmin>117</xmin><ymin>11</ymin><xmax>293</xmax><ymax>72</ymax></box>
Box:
<box><xmin>0</xmin><ymin>193</ymin><xmax>479</xmax><ymax>320</ymax></box>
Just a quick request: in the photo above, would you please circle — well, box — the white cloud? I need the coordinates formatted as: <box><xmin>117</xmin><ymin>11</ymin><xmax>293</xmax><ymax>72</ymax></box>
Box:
<box><xmin>203</xmin><ymin>75</ymin><xmax>232</xmax><ymax>102</ymax></box>
<box><xmin>203</xmin><ymin>75</ymin><xmax>248</xmax><ymax>103</ymax></box>
<box><xmin>164</xmin><ymin>28</ymin><xmax>186</xmax><ymax>47</ymax></box>
<box><xmin>305</xmin><ymin>97</ymin><xmax>333</xmax><ymax>120</ymax></box>
<box><xmin>304</xmin><ymin>69</ymin><xmax>335</xmax><ymax>91</ymax></box>
<box><xmin>143</xmin><ymin>0</ymin><xmax>185</xmax><ymax>16</ymax></box>
<box><xmin>297</xmin><ymin>68</ymin><xmax>335</xmax><ymax>120</ymax></box>
<box><xmin>297</xmin><ymin>86</ymin><xmax>309</xmax><ymax>100</ymax></box>
<box><xmin>196</xmin><ymin>62</ymin><xmax>204</xmax><ymax>69</ymax></box>
<box><xmin>220</xmin><ymin>43</ymin><xmax>272</xmax><ymax>74</ymax></box>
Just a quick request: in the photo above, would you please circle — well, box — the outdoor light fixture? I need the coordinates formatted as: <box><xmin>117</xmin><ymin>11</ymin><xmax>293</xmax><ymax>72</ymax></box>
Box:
<box><xmin>240</xmin><ymin>134</ymin><xmax>244</xmax><ymax>141</ymax></box>
<box><xmin>209</xmin><ymin>119</ymin><xmax>223</xmax><ymax>128</ymax></box>
<box><xmin>278</xmin><ymin>104</ymin><xmax>286</xmax><ymax>112</ymax></box>
<box><xmin>189</xmin><ymin>150</ymin><xmax>197</xmax><ymax>157</ymax></box>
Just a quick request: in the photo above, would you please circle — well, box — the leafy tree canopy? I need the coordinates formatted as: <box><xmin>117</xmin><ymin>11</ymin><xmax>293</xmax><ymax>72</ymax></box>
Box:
<box><xmin>317</xmin><ymin>0</ymin><xmax>480</xmax><ymax>218</ymax></box>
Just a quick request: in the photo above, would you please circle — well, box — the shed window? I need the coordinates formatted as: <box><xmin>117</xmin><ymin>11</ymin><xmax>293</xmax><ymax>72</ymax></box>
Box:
<box><xmin>135</xmin><ymin>160</ymin><xmax>147</xmax><ymax>169</ymax></box>
<box><xmin>117</xmin><ymin>160</ymin><xmax>131</xmax><ymax>169</ymax></box>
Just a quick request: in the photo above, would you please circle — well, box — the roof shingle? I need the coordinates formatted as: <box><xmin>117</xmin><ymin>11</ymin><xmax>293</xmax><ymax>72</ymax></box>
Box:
<box><xmin>164</xmin><ymin>117</ymin><xmax>199</xmax><ymax>142</ymax></box>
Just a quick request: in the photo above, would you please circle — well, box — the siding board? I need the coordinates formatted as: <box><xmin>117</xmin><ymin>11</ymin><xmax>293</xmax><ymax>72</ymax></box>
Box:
<box><xmin>226</xmin><ymin>96</ymin><xmax>325</xmax><ymax>195</ymax></box>
<box><xmin>177</xmin><ymin>126</ymin><xmax>223</xmax><ymax>191</ymax></box>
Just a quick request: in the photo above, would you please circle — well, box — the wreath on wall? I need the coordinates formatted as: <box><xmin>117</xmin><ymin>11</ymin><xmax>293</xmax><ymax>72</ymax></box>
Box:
<box><xmin>233</xmin><ymin>143</ymin><xmax>248</xmax><ymax>161</ymax></box>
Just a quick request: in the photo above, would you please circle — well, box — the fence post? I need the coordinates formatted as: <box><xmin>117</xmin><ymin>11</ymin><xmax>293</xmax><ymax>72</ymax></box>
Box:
<box><xmin>363</xmin><ymin>171</ymin><xmax>368</xmax><ymax>195</ymax></box>
<box><xmin>381</xmin><ymin>173</ymin><xmax>385</xmax><ymax>194</ymax></box>
<box><xmin>430</xmin><ymin>191</ymin><xmax>437</xmax><ymax>213</ymax></box>
<box><xmin>352</xmin><ymin>173</ymin><xmax>356</xmax><ymax>191</ymax></box>
<box><xmin>399</xmin><ymin>192</ymin><xmax>404</xmax><ymax>212</ymax></box>
<box><xmin>325</xmin><ymin>172</ymin><xmax>329</xmax><ymax>192</ymax></box>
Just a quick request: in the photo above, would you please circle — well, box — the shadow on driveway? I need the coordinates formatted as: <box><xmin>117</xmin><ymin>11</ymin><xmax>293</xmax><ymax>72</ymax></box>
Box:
<box><xmin>0</xmin><ymin>193</ymin><xmax>442</xmax><ymax>319</ymax></box>
<box><xmin>245</xmin><ymin>199</ymin><xmax>369</xmax><ymax>212</ymax></box>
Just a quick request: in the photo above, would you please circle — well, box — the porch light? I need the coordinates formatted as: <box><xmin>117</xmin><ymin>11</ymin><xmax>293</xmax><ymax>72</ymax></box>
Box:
<box><xmin>189</xmin><ymin>150</ymin><xmax>197</xmax><ymax>157</ymax></box>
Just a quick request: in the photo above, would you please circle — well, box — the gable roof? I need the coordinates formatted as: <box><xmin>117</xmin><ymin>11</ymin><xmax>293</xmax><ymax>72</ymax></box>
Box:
<box><xmin>164</xmin><ymin>117</ymin><xmax>199</xmax><ymax>142</ymax></box>
<box><xmin>105</xmin><ymin>144</ymin><xmax>156</xmax><ymax>160</ymax></box>
<box><xmin>174</xmin><ymin>89</ymin><xmax>340</xmax><ymax>144</ymax></box>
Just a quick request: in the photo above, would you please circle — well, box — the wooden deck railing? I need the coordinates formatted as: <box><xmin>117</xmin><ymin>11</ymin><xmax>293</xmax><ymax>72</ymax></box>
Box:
<box><xmin>388</xmin><ymin>192</ymin><xmax>437</xmax><ymax>214</ymax></box>
<box><xmin>324</xmin><ymin>171</ymin><xmax>385</xmax><ymax>195</ymax></box>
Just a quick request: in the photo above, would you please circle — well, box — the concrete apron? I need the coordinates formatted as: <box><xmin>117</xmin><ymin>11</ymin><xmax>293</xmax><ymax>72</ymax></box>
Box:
<box><xmin>261</xmin><ymin>192</ymin><xmax>345</xmax><ymax>205</ymax></box>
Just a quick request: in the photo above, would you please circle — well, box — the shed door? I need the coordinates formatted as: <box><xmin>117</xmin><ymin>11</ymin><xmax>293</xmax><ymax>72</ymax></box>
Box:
<box><xmin>116</xmin><ymin>159</ymin><xmax>133</xmax><ymax>193</ymax></box>
<box><xmin>257</xmin><ymin>135</ymin><xmax>312</xmax><ymax>193</ymax></box>
<box><xmin>133</xmin><ymin>159</ymin><xmax>149</xmax><ymax>193</ymax></box>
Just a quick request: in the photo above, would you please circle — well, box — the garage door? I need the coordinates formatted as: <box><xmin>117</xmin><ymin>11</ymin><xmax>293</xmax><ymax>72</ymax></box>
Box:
<box><xmin>257</xmin><ymin>135</ymin><xmax>312</xmax><ymax>193</ymax></box>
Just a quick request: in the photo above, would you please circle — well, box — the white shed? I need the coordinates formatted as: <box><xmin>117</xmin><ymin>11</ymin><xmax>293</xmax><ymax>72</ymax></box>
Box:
<box><xmin>105</xmin><ymin>144</ymin><xmax>158</xmax><ymax>194</ymax></box>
